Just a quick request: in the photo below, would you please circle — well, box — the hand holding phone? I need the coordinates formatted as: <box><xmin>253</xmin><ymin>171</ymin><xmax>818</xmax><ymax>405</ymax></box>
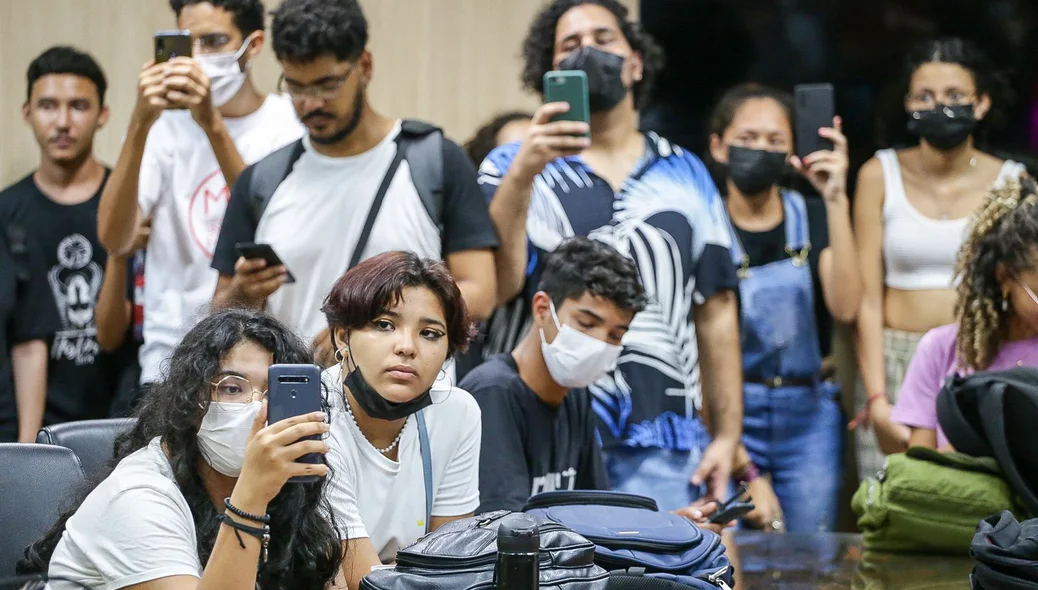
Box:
<box><xmin>227</xmin><ymin>242</ymin><xmax>293</xmax><ymax>307</ymax></box>
<box><xmin>267</xmin><ymin>364</ymin><xmax>325</xmax><ymax>483</ymax></box>
<box><xmin>792</xmin><ymin>84</ymin><xmax>849</xmax><ymax>202</ymax></box>
<box><xmin>794</xmin><ymin>83</ymin><xmax>835</xmax><ymax>160</ymax></box>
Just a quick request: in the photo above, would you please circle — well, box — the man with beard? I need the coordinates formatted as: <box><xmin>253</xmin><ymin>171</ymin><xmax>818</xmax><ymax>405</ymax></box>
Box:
<box><xmin>0</xmin><ymin>46</ymin><xmax>113</xmax><ymax>436</ymax></box>
<box><xmin>479</xmin><ymin>0</ymin><xmax>743</xmax><ymax>511</ymax></box>
<box><xmin>97</xmin><ymin>0</ymin><xmax>304</xmax><ymax>389</ymax></box>
<box><xmin>211</xmin><ymin>0</ymin><xmax>499</xmax><ymax>361</ymax></box>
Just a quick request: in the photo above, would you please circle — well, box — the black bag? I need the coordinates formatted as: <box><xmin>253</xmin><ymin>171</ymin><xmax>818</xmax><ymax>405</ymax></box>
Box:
<box><xmin>970</xmin><ymin>511</ymin><xmax>1038</xmax><ymax>589</ymax></box>
<box><xmin>359</xmin><ymin>511</ymin><xmax>609</xmax><ymax>590</ymax></box>
<box><xmin>937</xmin><ymin>367</ymin><xmax>1038</xmax><ymax>515</ymax></box>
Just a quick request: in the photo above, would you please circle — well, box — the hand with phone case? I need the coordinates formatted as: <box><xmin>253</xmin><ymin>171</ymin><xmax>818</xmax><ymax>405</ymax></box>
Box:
<box><xmin>506</xmin><ymin>74</ymin><xmax>592</xmax><ymax>181</ymax></box>
<box><xmin>790</xmin><ymin>84</ymin><xmax>849</xmax><ymax>204</ymax></box>
<box><xmin>267</xmin><ymin>364</ymin><xmax>325</xmax><ymax>483</ymax></box>
<box><xmin>221</xmin><ymin>242</ymin><xmax>292</xmax><ymax>310</ymax></box>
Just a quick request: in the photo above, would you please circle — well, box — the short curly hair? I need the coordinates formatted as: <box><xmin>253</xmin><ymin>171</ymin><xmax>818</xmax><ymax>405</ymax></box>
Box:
<box><xmin>521</xmin><ymin>0</ymin><xmax>664</xmax><ymax>109</ymax></box>
<box><xmin>271</xmin><ymin>0</ymin><xmax>368</xmax><ymax>63</ymax></box>
<box><xmin>537</xmin><ymin>237</ymin><xmax>648</xmax><ymax>314</ymax></box>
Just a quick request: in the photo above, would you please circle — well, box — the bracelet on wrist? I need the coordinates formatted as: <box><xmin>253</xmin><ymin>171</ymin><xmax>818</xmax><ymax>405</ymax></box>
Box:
<box><xmin>217</xmin><ymin>513</ymin><xmax>270</xmax><ymax>563</ymax></box>
<box><xmin>847</xmin><ymin>392</ymin><xmax>887</xmax><ymax>431</ymax></box>
<box><xmin>224</xmin><ymin>497</ymin><xmax>270</xmax><ymax>524</ymax></box>
<box><xmin>733</xmin><ymin>462</ymin><xmax>760</xmax><ymax>485</ymax></box>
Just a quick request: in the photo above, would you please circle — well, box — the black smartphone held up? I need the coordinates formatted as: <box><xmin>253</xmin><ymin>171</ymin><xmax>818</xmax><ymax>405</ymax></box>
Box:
<box><xmin>268</xmin><ymin>364</ymin><xmax>323</xmax><ymax>483</ymax></box>
<box><xmin>543</xmin><ymin>70</ymin><xmax>591</xmax><ymax>137</ymax></box>
<box><xmin>154</xmin><ymin>30</ymin><xmax>193</xmax><ymax>64</ymax></box>
<box><xmin>794</xmin><ymin>83</ymin><xmax>835</xmax><ymax>160</ymax></box>
<box><xmin>235</xmin><ymin>242</ymin><xmax>296</xmax><ymax>283</ymax></box>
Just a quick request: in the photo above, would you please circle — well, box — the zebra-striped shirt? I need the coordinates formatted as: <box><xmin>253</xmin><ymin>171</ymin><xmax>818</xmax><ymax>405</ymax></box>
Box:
<box><xmin>477</xmin><ymin>133</ymin><xmax>737</xmax><ymax>451</ymax></box>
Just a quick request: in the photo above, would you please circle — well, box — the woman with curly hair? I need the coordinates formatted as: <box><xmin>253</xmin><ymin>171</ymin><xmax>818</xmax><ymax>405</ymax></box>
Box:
<box><xmin>891</xmin><ymin>177</ymin><xmax>1038</xmax><ymax>450</ymax></box>
<box><xmin>20</xmin><ymin>309</ymin><xmax>344</xmax><ymax>590</ymax></box>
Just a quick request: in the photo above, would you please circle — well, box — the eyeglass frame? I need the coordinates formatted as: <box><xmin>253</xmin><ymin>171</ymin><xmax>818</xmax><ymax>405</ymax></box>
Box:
<box><xmin>209</xmin><ymin>374</ymin><xmax>268</xmax><ymax>404</ymax></box>
<box><xmin>905</xmin><ymin>90</ymin><xmax>977</xmax><ymax>109</ymax></box>
<box><xmin>277</xmin><ymin>61</ymin><xmax>358</xmax><ymax>102</ymax></box>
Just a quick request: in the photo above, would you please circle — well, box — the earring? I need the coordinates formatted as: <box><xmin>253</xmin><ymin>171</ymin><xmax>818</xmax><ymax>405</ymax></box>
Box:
<box><xmin>1003</xmin><ymin>297</ymin><xmax>1010</xmax><ymax>312</ymax></box>
<box><xmin>333</xmin><ymin>347</ymin><xmax>348</xmax><ymax>363</ymax></box>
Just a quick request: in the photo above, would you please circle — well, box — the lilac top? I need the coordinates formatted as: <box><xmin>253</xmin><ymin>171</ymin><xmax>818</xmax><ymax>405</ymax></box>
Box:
<box><xmin>891</xmin><ymin>323</ymin><xmax>1038</xmax><ymax>448</ymax></box>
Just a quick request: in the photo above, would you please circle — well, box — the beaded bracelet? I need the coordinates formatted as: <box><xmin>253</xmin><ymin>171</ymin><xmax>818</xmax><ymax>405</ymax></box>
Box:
<box><xmin>217</xmin><ymin>513</ymin><xmax>271</xmax><ymax>564</ymax></box>
<box><xmin>224</xmin><ymin>497</ymin><xmax>271</xmax><ymax>524</ymax></box>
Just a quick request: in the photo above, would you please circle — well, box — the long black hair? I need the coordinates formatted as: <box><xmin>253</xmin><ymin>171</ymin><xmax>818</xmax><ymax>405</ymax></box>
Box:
<box><xmin>19</xmin><ymin>309</ymin><xmax>343</xmax><ymax>590</ymax></box>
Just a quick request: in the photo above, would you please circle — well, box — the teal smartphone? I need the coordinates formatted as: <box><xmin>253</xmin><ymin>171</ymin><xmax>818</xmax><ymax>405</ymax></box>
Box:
<box><xmin>543</xmin><ymin>70</ymin><xmax>590</xmax><ymax>137</ymax></box>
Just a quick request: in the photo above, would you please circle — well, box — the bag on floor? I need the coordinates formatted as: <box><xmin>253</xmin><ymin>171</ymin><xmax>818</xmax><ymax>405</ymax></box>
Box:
<box><xmin>970</xmin><ymin>510</ymin><xmax>1038</xmax><ymax>589</ymax></box>
<box><xmin>524</xmin><ymin>490</ymin><xmax>735</xmax><ymax>589</ymax></box>
<box><xmin>852</xmin><ymin>446</ymin><xmax>1024</xmax><ymax>554</ymax></box>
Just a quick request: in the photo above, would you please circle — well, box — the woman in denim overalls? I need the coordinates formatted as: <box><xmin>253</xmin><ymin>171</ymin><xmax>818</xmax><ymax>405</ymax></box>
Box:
<box><xmin>706</xmin><ymin>84</ymin><xmax>862</xmax><ymax>532</ymax></box>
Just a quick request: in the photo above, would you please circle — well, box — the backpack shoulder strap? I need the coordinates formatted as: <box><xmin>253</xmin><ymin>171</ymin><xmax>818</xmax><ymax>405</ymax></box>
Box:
<box><xmin>398</xmin><ymin>119</ymin><xmax>445</xmax><ymax>233</ymax></box>
<box><xmin>247</xmin><ymin>139</ymin><xmax>306</xmax><ymax>224</ymax></box>
<box><xmin>416</xmin><ymin>409</ymin><xmax>433</xmax><ymax>534</ymax></box>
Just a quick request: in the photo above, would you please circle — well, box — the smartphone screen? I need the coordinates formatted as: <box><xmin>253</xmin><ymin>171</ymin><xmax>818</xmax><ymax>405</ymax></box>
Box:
<box><xmin>235</xmin><ymin>242</ymin><xmax>296</xmax><ymax>283</ymax></box>
<box><xmin>154</xmin><ymin>30</ymin><xmax>193</xmax><ymax>64</ymax></box>
<box><xmin>544</xmin><ymin>70</ymin><xmax>591</xmax><ymax>137</ymax></box>
<box><xmin>794</xmin><ymin>83</ymin><xmax>835</xmax><ymax>159</ymax></box>
<box><xmin>268</xmin><ymin>364</ymin><xmax>323</xmax><ymax>483</ymax></box>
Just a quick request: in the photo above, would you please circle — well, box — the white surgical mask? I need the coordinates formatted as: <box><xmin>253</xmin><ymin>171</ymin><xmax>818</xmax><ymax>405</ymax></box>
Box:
<box><xmin>540</xmin><ymin>301</ymin><xmax>623</xmax><ymax>388</ymax></box>
<box><xmin>196</xmin><ymin>401</ymin><xmax>261</xmax><ymax>477</ymax></box>
<box><xmin>197</xmin><ymin>35</ymin><xmax>254</xmax><ymax>107</ymax></box>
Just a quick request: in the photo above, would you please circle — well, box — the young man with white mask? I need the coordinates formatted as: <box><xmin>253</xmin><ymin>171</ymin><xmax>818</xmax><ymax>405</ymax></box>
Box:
<box><xmin>462</xmin><ymin>238</ymin><xmax>646</xmax><ymax>512</ymax></box>
<box><xmin>97</xmin><ymin>0</ymin><xmax>304</xmax><ymax>388</ymax></box>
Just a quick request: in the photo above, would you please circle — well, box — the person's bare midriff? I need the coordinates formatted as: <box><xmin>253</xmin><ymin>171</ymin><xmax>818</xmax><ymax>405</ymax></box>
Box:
<box><xmin>883</xmin><ymin>287</ymin><xmax>959</xmax><ymax>333</ymax></box>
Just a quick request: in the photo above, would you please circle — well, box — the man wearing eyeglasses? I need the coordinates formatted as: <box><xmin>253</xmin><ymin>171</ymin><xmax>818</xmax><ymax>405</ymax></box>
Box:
<box><xmin>96</xmin><ymin>0</ymin><xmax>304</xmax><ymax>389</ymax></box>
<box><xmin>210</xmin><ymin>0</ymin><xmax>499</xmax><ymax>359</ymax></box>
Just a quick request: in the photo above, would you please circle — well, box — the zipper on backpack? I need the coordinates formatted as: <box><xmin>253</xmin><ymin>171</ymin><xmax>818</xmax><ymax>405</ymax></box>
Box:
<box><xmin>708</xmin><ymin>565</ymin><xmax>732</xmax><ymax>589</ymax></box>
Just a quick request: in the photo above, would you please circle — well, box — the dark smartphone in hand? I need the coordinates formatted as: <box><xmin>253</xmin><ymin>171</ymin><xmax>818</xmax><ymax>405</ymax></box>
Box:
<box><xmin>544</xmin><ymin>70</ymin><xmax>591</xmax><ymax>137</ymax></box>
<box><xmin>154</xmin><ymin>30</ymin><xmax>192</xmax><ymax>64</ymax></box>
<box><xmin>235</xmin><ymin>242</ymin><xmax>296</xmax><ymax>283</ymax></box>
<box><xmin>794</xmin><ymin>83</ymin><xmax>835</xmax><ymax>160</ymax></box>
<box><xmin>707</xmin><ymin>501</ymin><xmax>756</xmax><ymax>525</ymax></box>
<box><xmin>268</xmin><ymin>364</ymin><xmax>324</xmax><ymax>483</ymax></box>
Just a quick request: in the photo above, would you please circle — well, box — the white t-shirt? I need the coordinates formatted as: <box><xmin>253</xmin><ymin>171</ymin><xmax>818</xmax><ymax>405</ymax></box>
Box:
<box><xmin>48</xmin><ymin>438</ymin><xmax>202</xmax><ymax>590</ymax></box>
<box><xmin>211</xmin><ymin>120</ymin><xmax>499</xmax><ymax>346</ymax></box>
<box><xmin>137</xmin><ymin>94</ymin><xmax>304</xmax><ymax>383</ymax></box>
<box><xmin>322</xmin><ymin>363</ymin><xmax>482</xmax><ymax>562</ymax></box>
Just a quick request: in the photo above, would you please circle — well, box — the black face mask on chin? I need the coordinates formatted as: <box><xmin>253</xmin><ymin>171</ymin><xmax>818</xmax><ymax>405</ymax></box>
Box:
<box><xmin>726</xmin><ymin>146</ymin><xmax>788</xmax><ymax>196</ymax></box>
<box><xmin>558</xmin><ymin>46</ymin><xmax>629</xmax><ymax>113</ymax></box>
<box><xmin>907</xmin><ymin>103</ymin><xmax>979</xmax><ymax>151</ymax></box>
<box><xmin>335</xmin><ymin>332</ymin><xmax>433</xmax><ymax>422</ymax></box>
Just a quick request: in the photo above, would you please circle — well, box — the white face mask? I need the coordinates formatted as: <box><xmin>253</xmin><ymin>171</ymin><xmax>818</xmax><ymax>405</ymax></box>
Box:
<box><xmin>196</xmin><ymin>401</ymin><xmax>261</xmax><ymax>477</ymax></box>
<box><xmin>197</xmin><ymin>35</ymin><xmax>254</xmax><ymax>107</ymax></box>
<box><xmin>539</xmin><ymin>301</ymin><xmax>623</xmax><ymax>388</ymax></box>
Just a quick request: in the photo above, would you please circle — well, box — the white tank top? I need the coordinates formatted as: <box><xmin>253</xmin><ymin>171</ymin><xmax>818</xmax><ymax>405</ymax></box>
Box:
<box><xmin>880</xmin><ymin>148</ymin><xmax>1026</xmax><ymax>291</ymax></box>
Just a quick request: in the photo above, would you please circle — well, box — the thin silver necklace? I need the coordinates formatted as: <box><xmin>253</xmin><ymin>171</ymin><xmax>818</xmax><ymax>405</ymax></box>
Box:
<box><xmin>343</xmin><ymin>393</ymin><xmax>406</xmax><ymax>455</ymax></box>
<box><xmin>918</xmin><ymin>152</ymin><xmax>977</xmax><ymax>220</ymax></box>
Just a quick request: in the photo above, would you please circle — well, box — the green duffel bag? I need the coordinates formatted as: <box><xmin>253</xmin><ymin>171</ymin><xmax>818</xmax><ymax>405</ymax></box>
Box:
<box><xmin>851</xmin><ymin>446</ymin><xmax>1028</xmax><ymax>554</ymax></box>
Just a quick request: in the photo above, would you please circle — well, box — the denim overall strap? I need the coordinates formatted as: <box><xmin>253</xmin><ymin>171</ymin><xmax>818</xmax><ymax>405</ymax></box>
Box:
<box><xmin>724</xmin><ymin>189</ymin><xmax>822</xmax><ymax>379</ymax></box>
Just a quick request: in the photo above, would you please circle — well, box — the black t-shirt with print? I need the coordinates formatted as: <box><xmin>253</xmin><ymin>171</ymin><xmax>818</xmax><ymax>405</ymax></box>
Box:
<box><xmin>460</xmin><ymin>353</ymin><xmax>609</xmax><ymax>513</ymax></box>
<box><xmin>732</xmin><ymin>194</ymin><xmax>832</xmax><ymax>356</ymax></box>
<box><xmin>0</xmin><ymin>171</ymin><xmax>119</xmax><ymax>426</ymax></box>
<box><xmin>0</xmin><ymin>220</ymin><xmax>61</xmax><ymax>440</ymax></box>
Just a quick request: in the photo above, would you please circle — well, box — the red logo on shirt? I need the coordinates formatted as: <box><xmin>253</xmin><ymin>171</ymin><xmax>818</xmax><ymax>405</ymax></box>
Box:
<box><xmin>187</xmin><ymin>169</ymin><xmax>231</xmax><ymax>259</ymax></box>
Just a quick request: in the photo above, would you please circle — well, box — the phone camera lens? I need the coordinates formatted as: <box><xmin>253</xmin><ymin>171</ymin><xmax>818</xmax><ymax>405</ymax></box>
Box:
<box><xmin>291</xmin><ymin>389</ymin><xmax>298</xmax><ymax>398</ymax></box>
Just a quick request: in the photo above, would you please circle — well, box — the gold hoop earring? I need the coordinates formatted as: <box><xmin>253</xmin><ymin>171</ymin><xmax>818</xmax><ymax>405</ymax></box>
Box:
<box><xmin>333</xmin><ymin>347</ymin><xmax>348</xmax><ymax>364</ymax></box>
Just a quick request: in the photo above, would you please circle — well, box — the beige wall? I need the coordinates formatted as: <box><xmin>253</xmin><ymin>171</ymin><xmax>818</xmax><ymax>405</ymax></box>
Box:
<box><xmin>0</xmin><ymin>0</ymin><xmax>636</xmax><ymax>185</ymax></box>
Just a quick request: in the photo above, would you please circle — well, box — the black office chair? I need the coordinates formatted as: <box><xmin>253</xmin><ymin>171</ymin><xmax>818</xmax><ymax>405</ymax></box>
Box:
<box><xmin>0</xmin><ymin>444</ymin><xmax>86</xmax><ymax>577</ymax></box>
<box><xmin>36</xmin><ymin>418</ymin><xmax>135</xmax><ymax>482</ymax></box>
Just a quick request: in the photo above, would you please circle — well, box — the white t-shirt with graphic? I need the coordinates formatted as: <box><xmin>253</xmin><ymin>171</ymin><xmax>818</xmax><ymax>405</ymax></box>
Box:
<box><xmin>322</xmin><ymin>363</ymin><xmax>482</xmax><ymax>563</ymax></box>
<box><xmin>137</xmin><ymin>94</ymin><xmax>304</xmax><ymax>383</ymax></box>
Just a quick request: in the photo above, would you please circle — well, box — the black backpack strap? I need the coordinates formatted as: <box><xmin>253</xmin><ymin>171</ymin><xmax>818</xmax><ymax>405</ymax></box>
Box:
<box><xmin>348</xmin><ymin>145</ymin><xmax>407</xmax><ymax>268</ymax></box>
<box><xmin>247</xmin><ymin>139</ymin><xmax>306</xmax><ymax>225</ymax></box>
<box><xmin>398</xmin><ymin>119</ymin><xmax>444</xmax><ymax>234</ymax></box>
<box><xmin>937</xmin><ymin>373</ymin><xmax>993</xmax><ymax>458</ymax></box>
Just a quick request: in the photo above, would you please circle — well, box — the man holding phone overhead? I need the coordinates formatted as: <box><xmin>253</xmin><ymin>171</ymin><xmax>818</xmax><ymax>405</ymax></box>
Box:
<box><xmin>97</xmin><ymin>0</ymin><xmax>304</xmax><ymax>388</ymax></box>
<box><xmin>478</xmin><ymin>0</ymin><xmax>743</xmax><ymax>512</ymax></box>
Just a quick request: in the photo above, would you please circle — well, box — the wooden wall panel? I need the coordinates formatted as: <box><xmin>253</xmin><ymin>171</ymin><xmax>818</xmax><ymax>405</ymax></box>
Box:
<box><xmin>0</xmin><ymin>0</ymin><xmax>636</xmax><ymax>185</ymax></box>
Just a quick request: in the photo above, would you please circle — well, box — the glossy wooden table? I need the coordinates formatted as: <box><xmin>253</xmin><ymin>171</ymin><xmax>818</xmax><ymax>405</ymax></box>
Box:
<box><xmin>727</xmin><ymin>531</ymin><xmax>975</xmax><ymax>589</ymax></box>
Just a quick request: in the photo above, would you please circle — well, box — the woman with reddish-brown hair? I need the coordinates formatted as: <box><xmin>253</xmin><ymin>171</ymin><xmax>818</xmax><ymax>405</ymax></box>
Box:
<box><xmin>319</xmin><ymin>251</ymin><xmax>482</xmax><ymax>589</ymax></box>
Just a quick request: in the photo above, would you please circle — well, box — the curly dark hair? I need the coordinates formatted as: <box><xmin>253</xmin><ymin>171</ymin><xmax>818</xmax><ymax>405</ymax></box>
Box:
<box><xmin>521</xmin><ymin>0</ymin><xmax>664</xmax><ymax>109</ymax></box>
<box><xmin>26</xmin><ymin>46</ymin><xmax>107</xmax><ymax>104</ymax></box>
<box><xmin>537</xmin><ymin>237</ymin><xmax>648</xmax><ymax>313</ymax></box>
<box><xmin>19</xmin><ymin>309</ymin><xmax>343</xmax><ymax>590</ymax></box>
<box><xmin>954</xmin><ymin>177</ymin><xmax>1038</xmax><ymax>371</ymax></box>
<box><xmin>463</xmin><ymin>111</ymin><xmax>533</xmax><ymax>166</ymax></box>
<box><xmin>271</xmin><ymin>0</ymin><xmax>368</xmax><ymax>63</ymax></box>
<box><xmin>170</xmin><ymin>0</ymin><xmax>265</xmax><ymax>37</ymax></box>
<box><xmin>903</xmin><ymin>37</ymin><xmax>1011</xmax><ymax>132</ymax></box>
